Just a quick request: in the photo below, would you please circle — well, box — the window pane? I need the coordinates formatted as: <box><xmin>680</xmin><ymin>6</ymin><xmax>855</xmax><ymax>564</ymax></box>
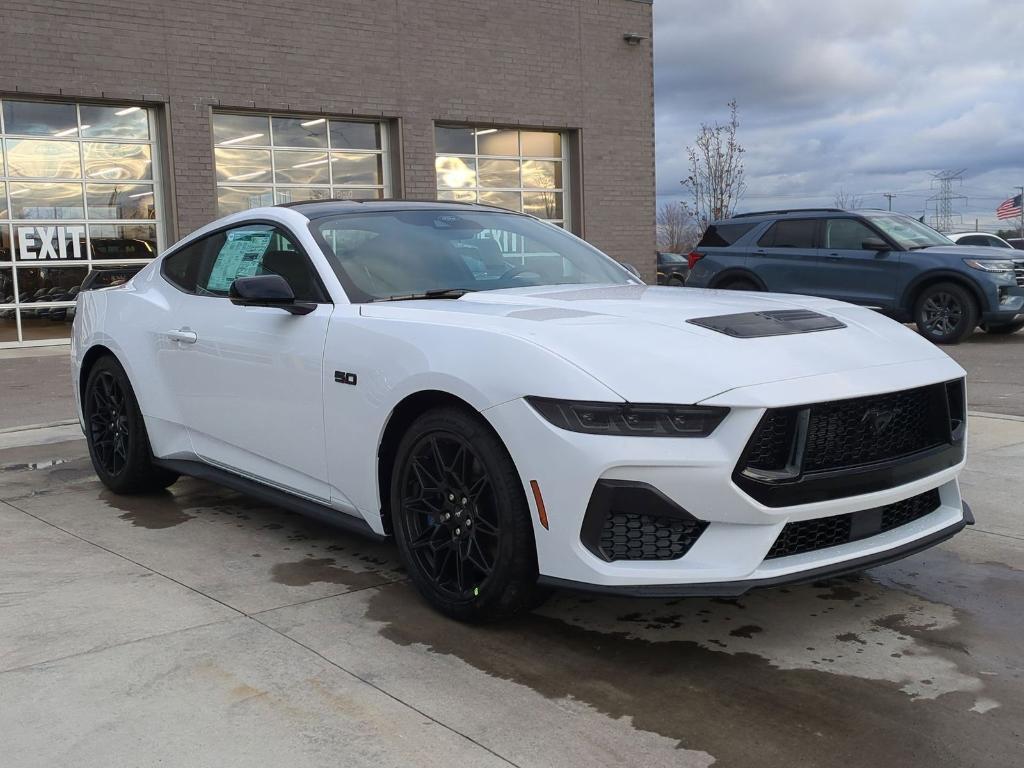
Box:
<box><xmin>13</xmin><ymin>265</ymin><xmax>87</xmax><ymax>299</ymax></box>
<box><xmin>88</xmin><ymin>223</ymin><xmax>158</xmax><ymax>260</ymax></box>
<box><xmin>86</xmin><ymin>183</ymin><xmax>156</xmax><ymax>220</ymax></box>
<box><xmin>478</xmin><ymin>190</ymin><xmax>521</xmax><ymax>212</ymax></box>
<box><xmin>83</xmin><ymin>142</ymin><xmax>152</xmax><ymax>180</ymax></box>
<box><xmin>213</xmin><ymin>113</ymin><xmax>270</xmax><ymax>146</ymax></box>
<box><xmin>274</xmin><ymin>150</ymin><xmax>330</xmax><ymax>184</ymax></box>
<box><xmin>8</xmin><ymin>182</ymin><xmax>85</xmax><ymax>219</ymax></box>
<box><xmin>522</xmin><ymin>160</ymin><xmax>561</xmax><ymax>190</ymax></box>
<box><xmin>214</xmin><ymin>148</ymin><xmax>272</xmax><ymax>183</ymax></box>
<box><xmin>79</xmin><ymin>105</ymin><xmax>150</xmax><ymax>140</ymax></box>
<box><xmin>21</xmin><ymin>291</ymin><xmax>82</xmax><ymax>338</ymax></box>
<box><xmin>2</xmin><ymin>101</ymin><xmax>78</xmax><ymax>136</ymax></box>
<box><xmin>5</xmin><ymin>139</ymin><xmax>81</xmax><ymax>178</ymax></box>
<box><xmin>1</xmin><ymin>266</ymin><xmax>13</xmax><ymax>302</ymax></box>
<box><xmin>200</xmin><ymin>226</ymin><xmax>275</xmax><ymax>294</ymax></box>
<box><xmin>272</xmin><ymin>116</ymin><xmax>329</xmax><ymax>148</ymax></box>
<box><xmin>477</xmin><ymin>129</ymin><xmax>519</xmax><ymax>156</ymax></box>
<box><xmin>437</xmin><ymin>189</ymin><xmax>477</xmax><ymax>202</ymax></box>
<box><xmin>12</xmin><ymin>223</ymin><xmax>87</xmax><ymax>261</ymax></box>
<box><xmin>521</xmin><ymin>131</ymin><xmax>561</xmax><ymax>157</ymax></box>
<box><xmin>478</xmin><ymin>159</ymin><xmax>520</xmax><ymax>189</ymax></box>
<box><xmin>331</xmin><ymin>152</ymin><xmax>381</xmax><ymax>185</ymax></box>
<box><xmin>331</xmin><ymin>187</ymin><xmax>381</xmax><ymax>200</ymax></box>
<box><xmin>435</xmin><ymin>156</ymin><xmax>476</xmax><ymax>189</ymax></box>
<box><xmin>0</xmin><ymin>183</ymin><xmax>7</xmax><ymax>219</ymax></box>
<box><xmin>523</xmin><ymin>191</ymin><xmax>562</xmax><ymax>219</ymax></box>
<box><xmin>275</xmin><ymin>187</ymin><xmax>332</xmax><ymax>204</ymax></box>
<box><xmin>0</xmin><ymin>226</ymin><xmax>12</xmax><ymax>260</ymax></box>
<box><xmin>217</xmin><ymin>186</ymin><xmax>274</xmax><ymax>216</ymax></box>
<box><xmin>329</xmin><ymin>121</ymin><xmax>380</xmax><ymax>151</ymax></box>
<box><xmin>826</xmin><ymin>219</ymin><xmax>877</xmax><ymax>250</ymax></box>
<box><xmin>434</xmin><ymin>126</ymin><xmax>475</xmax><ymax>155</ymax></box>
<box><xmin>763</xmin><ymin>219</ymin><xmax>817</xmax><ymax>248</ymax></box>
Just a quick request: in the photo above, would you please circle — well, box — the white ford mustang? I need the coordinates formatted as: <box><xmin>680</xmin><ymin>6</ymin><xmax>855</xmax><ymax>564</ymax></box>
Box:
<box><xmin>72</xmin><ymin>201</ymin><xmax>971</xmax><ymax>621</ymax></box>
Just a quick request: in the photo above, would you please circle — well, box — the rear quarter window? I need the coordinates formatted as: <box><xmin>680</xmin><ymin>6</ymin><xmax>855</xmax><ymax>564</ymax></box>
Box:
<box><xmin>697</xmin><ymin>222</ymin><xmax>755</xmax><ymax>248</ymax></box>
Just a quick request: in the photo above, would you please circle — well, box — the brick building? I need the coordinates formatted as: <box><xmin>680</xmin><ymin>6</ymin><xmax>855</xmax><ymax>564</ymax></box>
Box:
<box><xmin>0</xmin><ymin>0</ymin><xmax>654</xmax><ymax>347</ymax></box>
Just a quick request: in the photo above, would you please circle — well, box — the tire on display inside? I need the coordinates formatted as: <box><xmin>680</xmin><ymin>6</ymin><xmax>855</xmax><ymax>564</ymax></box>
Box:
<box><xmin>83</xmin><ymin>355</ymin><xmax>179</xmax><ymax>493</ymax></box>
<box><xmin>390</xmin><ymin>406</ymin><xmax>543</xmax><ymax>622</ymax></box>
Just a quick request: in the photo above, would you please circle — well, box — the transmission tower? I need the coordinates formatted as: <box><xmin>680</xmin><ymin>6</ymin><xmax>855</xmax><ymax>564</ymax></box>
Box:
<box><xmin>926</xmin><ymin>169</ymin><xmax>967</xmax><ymax>233</ymax></box>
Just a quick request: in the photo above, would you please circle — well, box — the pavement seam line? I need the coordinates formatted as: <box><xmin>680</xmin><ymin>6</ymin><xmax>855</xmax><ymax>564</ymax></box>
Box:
<box><xmin>0</xmin><ymin>616</ymin><xmax>237</xmax><ymax>678</ymax></box>
<box><xmin>966</xmin><ymin>526</ymin><xmax>1024</xmax><ymax>544</ymax></box>
<box><xmin>247</xmin><ymin>613</ymin><xmax>524</xmax><ymax>768</ymax></box>
<box><xmin>248</xmin><ymin>575</ymin><xmax>410</xmax><ymax>616</ymax></box>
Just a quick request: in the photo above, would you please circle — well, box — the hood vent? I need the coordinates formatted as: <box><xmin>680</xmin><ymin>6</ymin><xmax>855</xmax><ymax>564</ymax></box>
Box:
<box><xmin>687</xmin><ymin>309</ymin><xmax>846</xmax><ymax>338</ymax></box>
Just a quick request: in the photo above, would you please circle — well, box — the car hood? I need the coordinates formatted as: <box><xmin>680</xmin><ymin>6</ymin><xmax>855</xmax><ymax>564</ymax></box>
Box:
<box><xmin>360</xmin><ymin>284</ymin><xmax>956</xmax><ymax>403</ymax></box>
<box><xmin>915</xmin><ymin>245</ymin><xmax>1017</xmax><ymax>258</ymax></box>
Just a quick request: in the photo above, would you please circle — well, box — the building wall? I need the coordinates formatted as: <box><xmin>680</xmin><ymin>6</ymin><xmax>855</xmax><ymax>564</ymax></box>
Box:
<box><xmin>0</xmin><ymin>0</ymin><xmax>655</xmax><ymax>278</ymax></box>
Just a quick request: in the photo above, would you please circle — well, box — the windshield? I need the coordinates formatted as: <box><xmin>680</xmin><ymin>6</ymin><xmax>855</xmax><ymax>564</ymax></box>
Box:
<box><xmin>863</xmin><ymin>214</ymin><xmax>953</xmax><ymax>249</ymax></box>
<box><xmin>312</xmin><ymin>209</ymin><xmax>636</xmax><ymax>302</ymax></box>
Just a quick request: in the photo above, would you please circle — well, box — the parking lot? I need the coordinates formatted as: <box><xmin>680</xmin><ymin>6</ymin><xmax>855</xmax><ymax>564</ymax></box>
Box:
<box><xmin>1</xmin><ymin>330</ymin><xmax>1022</xmax><ymax>767</ymax></box>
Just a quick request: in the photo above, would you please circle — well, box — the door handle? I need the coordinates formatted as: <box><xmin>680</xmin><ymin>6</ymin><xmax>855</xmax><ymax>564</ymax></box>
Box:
<box><xmin>754</xmin><ymin>249</ymin><xmax>767</xmax><ymax>256</ymax></box>
<box><xmin>826</xmin><ymin>253</ymin><xmax>842</xmax><ymax>261</ymax></box>
<box><xmin>166</xmin><ymin>329</ymin><xmax>198</xmax><ymax>344</ymax></box>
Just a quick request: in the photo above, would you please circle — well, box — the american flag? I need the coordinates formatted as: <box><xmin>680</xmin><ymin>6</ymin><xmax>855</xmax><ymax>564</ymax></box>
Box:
<box><xmin>996</xmin><ymin>194</ymin><xmax>1022</xmax><ymax>220</ymax></box>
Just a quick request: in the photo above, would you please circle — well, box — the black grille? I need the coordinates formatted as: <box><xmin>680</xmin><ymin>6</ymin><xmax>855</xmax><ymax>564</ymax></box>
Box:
<box><xmin>745</xmin><ymin>410</ymin><xmax>798</xmax><ymax>471</ymax></box>
<box><xmin>766</xmin><ymin>489</ymin><xmax>942</xmax><ymax>559</ymax></box>
<box><xmin>801</xmin><ymin>387</ymin><xmax>941</xmax><ymax>472</ymax></box>
<box><xmin>742</xmin><ymin>383</ymin><xmax>952</xmax><ymax>476</ymax></box>
<box><xmin>599</xmin><ymin>513</ymin><xmax>707</xmax><ymax>561</ymax></box>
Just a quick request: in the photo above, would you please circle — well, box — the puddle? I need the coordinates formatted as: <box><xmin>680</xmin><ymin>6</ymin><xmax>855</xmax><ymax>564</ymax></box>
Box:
<box><xmin>271</xmin><ymin>556</ymin><xmax>394</xmax><ymax>589</ymax></box>
<box><xmin>1</xmin><ymin>457</ymin><xmax>71</xmax><ymax>472</ymax></box>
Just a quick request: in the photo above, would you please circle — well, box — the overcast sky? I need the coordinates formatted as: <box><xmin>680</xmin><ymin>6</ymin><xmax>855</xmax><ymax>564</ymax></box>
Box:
<box><xmin>653</xmin><ymin>0</ymin><xmax>1024</xmax><ymax>231</ymax></box>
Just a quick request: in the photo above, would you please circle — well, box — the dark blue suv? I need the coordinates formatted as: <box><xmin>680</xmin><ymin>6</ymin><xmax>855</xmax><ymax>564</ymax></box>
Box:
<box><xmin>685</xmin><ymin>208</ymin><xmax>1024</xmax><ymax>344</ymax></box>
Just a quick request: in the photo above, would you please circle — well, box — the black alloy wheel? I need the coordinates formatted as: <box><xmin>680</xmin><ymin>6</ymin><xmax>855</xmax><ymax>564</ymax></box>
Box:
<box><xmin>391</xmin><ymin>407</ymin><xmax>542</xmax><ymax>622</ymax></box>
<box><xmin>914</xmin><ymin>282</ymin><xmax>978</xmax><ymax>344</ymax></box>
<box><xmin>88</xmin><ymin>369</ymin><xmax>130</xmax><ymax>478</ymax></box>
<box><xmin>398</xmin><ymin>431</ymin><xmax>499</xmax><ymax>599</ymax></box>
<box><xmin>83</xmin><ymin>356</ymin><xmax>179</xmax><ymax>494</ymax></box>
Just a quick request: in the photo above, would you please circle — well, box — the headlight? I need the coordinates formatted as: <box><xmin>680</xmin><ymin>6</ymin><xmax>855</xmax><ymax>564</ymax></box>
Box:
<box><xmin>526</xmin><ymin>397</ymin><xmax>728</xmax><ymax>437</ymax></box>
<box><xmin>963</xmin><ymin>258</ymin><xmax>1016</xmax><ymax>273</ymax></box>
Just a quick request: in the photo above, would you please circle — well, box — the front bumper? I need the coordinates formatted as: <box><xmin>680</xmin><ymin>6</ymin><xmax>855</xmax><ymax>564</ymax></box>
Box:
<box><xmin>482</xmin><ymin>357</ymin><xmax>968</xmax><ymax>591</ymax></box>
<box><xmin>539</xmin><ymin>501</ymin><xmax>972</xmax><ymax>597</ymax></box>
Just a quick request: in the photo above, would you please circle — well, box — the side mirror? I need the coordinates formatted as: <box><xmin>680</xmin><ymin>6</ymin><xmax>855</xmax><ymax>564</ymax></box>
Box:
<box><xmin>862</xmin><ymin>237</ymin><xmax>889</xmax><ymax>251</ymax></box>
<box><xmin>229</xmin><ymin>274</ymin><xmax>315</xmax><ymax>315</ymax></box>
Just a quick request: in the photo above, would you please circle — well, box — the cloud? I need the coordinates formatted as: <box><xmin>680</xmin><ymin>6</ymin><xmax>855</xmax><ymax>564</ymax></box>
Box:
<box><xmin>654</xmin><ymin>0</ymin><xmax>1024</xmax><ymax>229</ymax></box>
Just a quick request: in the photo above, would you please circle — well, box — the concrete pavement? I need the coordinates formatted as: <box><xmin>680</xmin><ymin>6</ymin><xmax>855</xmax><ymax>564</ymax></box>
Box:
<box><xmin>0</xmin><ymin>414</ymin><xmax>1021</xmax><ymax>768</ymax></box>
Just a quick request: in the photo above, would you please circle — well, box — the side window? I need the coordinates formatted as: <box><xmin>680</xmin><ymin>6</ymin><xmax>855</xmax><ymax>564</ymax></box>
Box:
<box><xmin>825</xmin><ymin>219</ymin><xmax>880</xmax><ymax>250</ymax></box>
<box><xmin>758</xmin><ymin>219</ymin><xmax>818</xmax><ymax>248</ymax></box>
<box><xmin>162</xmin><ymin>237</ymin><xmax>212</xmax><ymax>293</ymax></box>
<box><xmin>697</xmin><ymin>222</ymin><xmax>755</xmax><ymax>248</ymax></box>
<box><xmin>986</xmin><ymin>236</ymin><xmax>1008</xmax><ymax>248</ymax></box>
<box><xmin>196</xmin><ymin>224</ymin><xmax>327</xmax><ymax>303</ymax></box>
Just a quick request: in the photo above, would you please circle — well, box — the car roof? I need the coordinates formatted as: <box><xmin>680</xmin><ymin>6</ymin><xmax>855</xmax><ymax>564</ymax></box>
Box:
<box><xmin>276</xmin><ymin>198</ymin><xmax>524</xmax><ymax>220</ymax></box>
<box><xmin>709</xmin><ymin>208</ymin><xmax>907</xmax><ymax>226</ymax></box>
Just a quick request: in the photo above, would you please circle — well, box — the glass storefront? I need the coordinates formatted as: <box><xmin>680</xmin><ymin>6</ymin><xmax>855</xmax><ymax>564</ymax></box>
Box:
<box><xmin>212</xmin><ymin>112</ymin><xmax>391</xmax><ymax>215</ymax></box>
<box><xmin>0</xmin><ymin>98</ymin><xmax>165</xmax><ymax>346</ymax></box>
<box><xmin>434</xmin><ymin>125</ymin><xmax>567</xmax><ymax>226</ymax></box>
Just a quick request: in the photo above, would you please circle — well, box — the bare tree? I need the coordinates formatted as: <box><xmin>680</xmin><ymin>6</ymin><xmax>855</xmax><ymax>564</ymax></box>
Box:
<box><xmin>656</xmin><ymin>201</ymin><xmax>699</xmax><ymax>253</ymax></box>
<box><xmin>833</xmin><ymin>188</ymin><xmax>863</xmax><ymax>210</ymax></box>
<box><xmin>684</xmin><ymin>100</ymin><xmax>746</xmax><ymax>226</ymax></box>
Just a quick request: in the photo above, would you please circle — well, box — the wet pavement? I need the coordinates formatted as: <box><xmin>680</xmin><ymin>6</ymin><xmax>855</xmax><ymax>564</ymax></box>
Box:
<box><xmin>1</xmin><ymin>417</ymin><xmax>1022</xmax><ymax>767</ymax></box>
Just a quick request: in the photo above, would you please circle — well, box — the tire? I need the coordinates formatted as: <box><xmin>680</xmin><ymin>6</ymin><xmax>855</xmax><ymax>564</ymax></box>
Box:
<box><xmin>83</xmin><ymin>355</ymin><xmax>179</xmax><ymax>494</ymax></box>
<box><xmin>668</xmin><ymin>275</ymin><xmax>686</xmax><ymax>288</ymax></box>
<box><xmin>390</xmin><ymin>406</ymin><xmax>542</xmax><ymax>622</ymax></box>
<box><xmin>720</xmin><ymin>278</ymin><xmax>760</xmax><ymax>291</ymax></box>
<box><xmin>913</xmin><ymin>282</ymin><xmax>979</xmax><ymax>344</ymax></box>
<box><xmin>981</xmin><ymin>319</ymin><xmax>1024</xmax><ymax>335</ymax></box>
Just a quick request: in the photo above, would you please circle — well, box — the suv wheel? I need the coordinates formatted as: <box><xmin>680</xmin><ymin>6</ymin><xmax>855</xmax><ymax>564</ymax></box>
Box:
<box><xmin>390</xmin><ymin>406</ymin><xmax>544</xmax><ymax>622</ymax></box>
<box><xmin>981</xmin><ymin>320</ymin><xmax>1024</xmax><ymax>335</ymax></box>
<box><xmin>913</xmin><ymin>282</ymin><xmax>978</xmax><ymax>344</ymax></box>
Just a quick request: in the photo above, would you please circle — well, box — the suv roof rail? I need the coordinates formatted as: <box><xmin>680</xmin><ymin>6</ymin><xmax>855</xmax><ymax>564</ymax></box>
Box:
<box><xmin>731</xmin><ymin>208</ymin><xmax>845</xmax><ymax>218</ymax></box>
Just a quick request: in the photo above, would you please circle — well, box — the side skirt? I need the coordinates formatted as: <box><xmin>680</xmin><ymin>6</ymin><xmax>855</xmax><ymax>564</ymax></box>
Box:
<box><xmin>155</xmin><ymin>459</ymin><xmax>386</xmax><ymax>541</ymax></box>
